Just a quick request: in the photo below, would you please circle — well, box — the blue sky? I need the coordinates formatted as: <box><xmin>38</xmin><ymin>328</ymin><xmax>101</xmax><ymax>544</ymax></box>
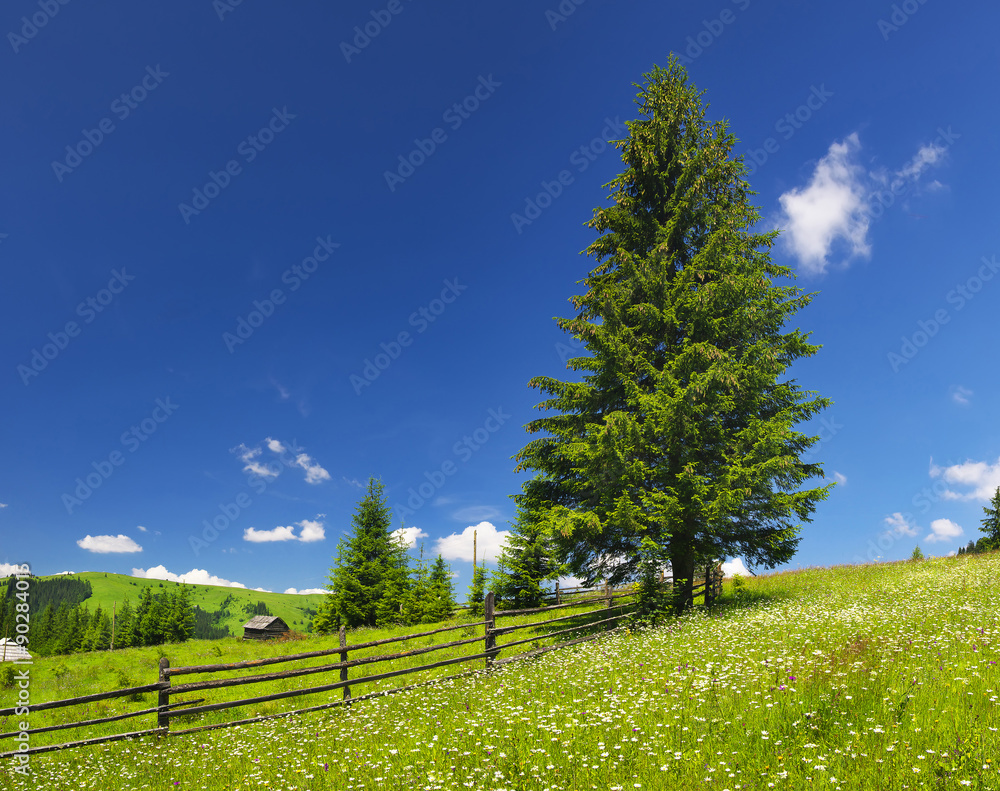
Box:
<box><xmin>2</xmin><ymin>0</ymin><xmax>998</xmax><ymax>597</ymax></box>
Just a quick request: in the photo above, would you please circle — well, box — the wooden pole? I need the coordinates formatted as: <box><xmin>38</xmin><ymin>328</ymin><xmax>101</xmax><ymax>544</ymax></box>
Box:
<box><xmin>339</xmin><ymin>625</ymin><xmax>351</xmax><ymax>703</ymax></box>
<box><xmin>483</xmin><ymin>591</ymin><xmax>495</xmax><ymax>668</ymax></box>
<box><xmin>473</xmin><ymin>530</ymin><xmax>477</xmax><ymax>569</ymax></box>
<box><xmin>604</xmin><ymin>581</ymin><xmax>612</xmax><ymax>609</ymax></box>
<box><xmin>156</xmin><ymin>658</ymin><xmax>170</xmax><ymax>731</ymax></box>
<box><xmin>111</xmin><ymin>601</ymin><xmax>115</xmax><ymax>651</ymax></box>
<box><xmin>555</xmin><ymin>581</ymin><xmax>560</xmax><ymax>605</ymax></box>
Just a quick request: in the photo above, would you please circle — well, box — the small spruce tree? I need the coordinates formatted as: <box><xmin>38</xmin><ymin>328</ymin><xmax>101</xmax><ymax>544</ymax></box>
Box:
<box><xmin>490</xmin><ymin>508</ymin><xmax>561</xmax><ymax>609</ymax></box>
<box><xmin>467</xmin><ymin>565</ymin><xmax>489</xmax><ymax>618</ymax></box>
<box><xmin>320</xmin><ymin>478</ymin><xmax>412</xmax><ymax>629</ymax></box>
<box><xmin>979</xmin><ymin>486</ymin><xmax>1000</xmax><ymax>551</ymax></box>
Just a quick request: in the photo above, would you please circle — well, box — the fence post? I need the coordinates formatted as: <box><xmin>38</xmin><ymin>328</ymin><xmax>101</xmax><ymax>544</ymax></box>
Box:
<box><xmin>339</xmin><ymin>625</ymin><xmax>351</xmax><ymax>704</ymax></box>
<box><xmin>484</xmin><ymin>591</ymin><xmax>496</xmax><ymax>668</ymax></box>
<box><xmin>555</xmin><ymin>581</ymin><xmax>560</xmax><ymax>605</ymax></box>
<box><xmin>604</xmin><ymin>581</ymin><xmax>612</xmax><ymax>609</ymax></box>
<box><xmin>157</xmin><ymin>658</ymin><xmax>170</xmax><ymax>732</ymax></box>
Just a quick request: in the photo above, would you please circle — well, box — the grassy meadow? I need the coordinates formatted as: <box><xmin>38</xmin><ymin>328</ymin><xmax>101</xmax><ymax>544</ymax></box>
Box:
<box><xmin>2</xmin><ymin>555</ymin><xmax>999</xmax><ymax>790</ymax></box>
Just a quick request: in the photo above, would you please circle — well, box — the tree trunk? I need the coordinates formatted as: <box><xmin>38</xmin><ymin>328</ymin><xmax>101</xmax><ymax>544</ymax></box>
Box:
<box><xmin>670</xmin><ymin>543</ymin><xmax>696</xmax><ymax>614</ymax></box>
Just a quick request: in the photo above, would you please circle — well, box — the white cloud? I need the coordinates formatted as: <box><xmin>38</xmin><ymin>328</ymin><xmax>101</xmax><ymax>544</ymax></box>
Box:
<box><xmin>77</xmin><ymin>534</ymin><xmax>143</xmax><ymax>554</ymax></box>
<box><xmin>54</xmin><ymin>570</ymin><xmax>76</xmax><ymax>575</ymax></box>
<box><xmin>269</xmin><ymin>377</ymin><xmax>291</xmax><ymax>401</ymax></box>
<box><xmin>342</xmin><ymin>477</ymin><xmax>363</xmax><ymax>488</ymax></box>
<box><xmin>297</xmin><ymin>518</ymin><xmax>326</xmax><ymax>543</ymax></box>
<box><xmin>896</xmin><ymin>143</ymin><xmax>946</xmax><ymax>181</ymax></box>
<box><xmin>883</xmin><ymin>512</ymin><xmax>920</xmax><ymax>538</ymax></box>
<box><xmin>243</xmin><ymin>516</ymin><xmax>326</xmax><ymax>544</ymax></box>
<box><xmin>434</xmin><ymin>521</ymin><xmax>511</xmax><ymax>564</ymax></box>
<box><xmin>234</xmin><ymin>439</ymin><xmax>330</xmax><ymax>485</ymax></box>
<box><xmin>0</xmin><ymin>563</ymin><xmax>26</xmax><ymax>576</ymax></box>
<box><xmin>929</xmin><ymin>457</ymin><xmax>1000</xmax><ymax>501</ymax></box>
<box><xmin>832</xmin><ymin>471</ymin><xmax>848</xmax><ymax>485</ymax></box>
<box><xmin>926</xmin><ymin>518</ymin><xmax>963</xmax><ymax>543</ymax></box>
<box><xmin>391</xmin><ymin>526</ymin><xmax>429</xmax><ymax>549</ymax></box>
<box><xmin>131</xmin><ymin>565</ymin><xmax>248</xmax><ymax>589</ymax></box>
<box><xmin>777</xmin><ymin>133</ymin><xmax>870</xmax><ymax>274</ymax></box>
<box><xmin>950</xmin><ymin>385</ymin><xmax>973</xmax><ymax>406</ymax></box>
<box><xmin>234</xmin><ymin>444</ymin><xmax>280</xmax><ymax>479</ymax></box>
<box><xmin>244</xmin><ymin>525</ymin><xmax>298</xmax><ymax>543</ymax></box>
<box><xmin>722</xmin><ymin>558</ymin><xmax>750</xmax><ymax>577</ymax></box>
<box><xmin>284</xmin><ymin>587</ymin><xmax>327</xmax><ymax>595</ymax></box>
<box><xmin>0</xmin><ymin>503</ymin><xmax>7</xmax><ymax>508</ymax></box>
<box><xmin>293</xmin><ymin>452</ymin><xmax>331</xmax><ymax>484</ymax></box>
<box><xmin>136</xmin><ymin>525</ymin><xmax>148</xmax><ymax>532</ymax></box>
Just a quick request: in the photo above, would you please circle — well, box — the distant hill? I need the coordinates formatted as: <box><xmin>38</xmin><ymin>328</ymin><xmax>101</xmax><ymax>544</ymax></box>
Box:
<box><xmin>1</xmin><ymin>572</ymin><xmax>327</xmax><ymax>636</ymax></box>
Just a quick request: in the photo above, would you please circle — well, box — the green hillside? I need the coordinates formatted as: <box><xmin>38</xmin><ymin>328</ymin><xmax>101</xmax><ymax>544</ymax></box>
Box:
<box><xmin>4</xmin><ymin>572</ymin><xmax>327</xmax><ymax>635</ymax></box>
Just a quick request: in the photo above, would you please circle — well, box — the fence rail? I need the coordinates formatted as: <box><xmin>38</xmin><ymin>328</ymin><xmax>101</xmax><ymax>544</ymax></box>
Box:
<box><xmin>0</xmin><ymin>566</ymin><xmax>724</xmax><ymax>759</ymax></box>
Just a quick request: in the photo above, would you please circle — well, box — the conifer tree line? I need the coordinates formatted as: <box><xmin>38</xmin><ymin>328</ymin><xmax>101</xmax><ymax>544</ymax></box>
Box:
<box><xmin>0</xmin><ymin>578</ymin><xmax>197</xmax><ymax>656</ymax></box>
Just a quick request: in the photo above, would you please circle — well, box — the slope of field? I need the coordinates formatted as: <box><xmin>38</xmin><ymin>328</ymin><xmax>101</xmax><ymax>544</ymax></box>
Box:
<box><xmin>3</xmin><ymin>572</ymin><xmax>326</xmax><ymax>635</ymax></box>
<box><xmin>6</xmin><ymin>553</ymin><xmax>999</xmax><ymax>791</ymax></box>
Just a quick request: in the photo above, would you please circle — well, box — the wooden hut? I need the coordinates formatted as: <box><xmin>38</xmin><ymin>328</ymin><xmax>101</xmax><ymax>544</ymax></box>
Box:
<box><xmin>242</xmin><ymin>615</ymin><xmax>290</xmax><ymax>641</ymax></box>
<box><xmin>0</xmin><ymin>638</ymin><xmax>32</xmax><ymax>662</ymax></box>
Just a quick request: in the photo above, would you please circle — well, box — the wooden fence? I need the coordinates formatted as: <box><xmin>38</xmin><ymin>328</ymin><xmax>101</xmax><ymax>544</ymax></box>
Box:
<box><xmin>0</xmin><ymin>569</ymin><xmax>723</xmax><ymax>759</ymax></box>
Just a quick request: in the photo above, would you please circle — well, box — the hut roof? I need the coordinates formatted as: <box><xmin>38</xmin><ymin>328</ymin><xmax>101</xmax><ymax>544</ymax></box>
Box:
<box><xmin>243</xmin><ymin>616</ymin><xmax>288</xmax><ymax>630</ymax></box>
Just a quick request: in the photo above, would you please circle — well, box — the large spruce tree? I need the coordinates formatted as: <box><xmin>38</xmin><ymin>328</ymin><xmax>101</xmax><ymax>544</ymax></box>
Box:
<box><xmin>515</xmin><ymin>58</ymin><xmax>832</xmax><ymax>611</ymax></box>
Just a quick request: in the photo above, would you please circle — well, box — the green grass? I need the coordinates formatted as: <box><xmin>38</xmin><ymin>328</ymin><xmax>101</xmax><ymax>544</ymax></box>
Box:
<box><xmin>0</xmin><ymin>590</ymin><xmax>627</xmax><ymax>753</ymax></box>
<box><xmin>3</xmin><ymin>556</ymin><xmax>1000</xmax><ymax>790</ymax></box>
